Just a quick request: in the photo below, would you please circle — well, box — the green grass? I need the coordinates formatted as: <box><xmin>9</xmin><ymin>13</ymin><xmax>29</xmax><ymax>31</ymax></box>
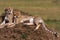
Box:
<box><xmin>45</xmin><ymin>19</ymin><xmax>60</xmax><ymax>32</ymax></box>
<box><xmin>0</xmin><ymin>0</ymin><xmax>60</xmax><ymax>32</ymax></box>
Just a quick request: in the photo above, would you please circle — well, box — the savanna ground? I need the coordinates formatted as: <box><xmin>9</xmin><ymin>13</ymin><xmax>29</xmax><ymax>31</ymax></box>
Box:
<box><xmin>0</xmin><ymin>0</ymin><xmax>60</xmax><ymax>35</ymax></box>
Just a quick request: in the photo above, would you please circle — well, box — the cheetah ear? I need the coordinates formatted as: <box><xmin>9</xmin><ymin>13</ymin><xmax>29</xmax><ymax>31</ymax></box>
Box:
<box><xmin>10</xmin><ymin>8</ymin><xmax>13</xmax><ymax>13</ymax></box>
<box><xmin>4</xmin><ymin>7</ymin><xmax>8</xmax><ymax>11</ymax></box>
<box><xmin>4</xmin><ymin>7</ymin><xmax>10</xmax><ymax>11</ymax></box>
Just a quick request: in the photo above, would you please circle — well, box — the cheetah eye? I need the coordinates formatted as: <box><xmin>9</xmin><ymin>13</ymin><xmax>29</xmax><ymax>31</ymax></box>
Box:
<box><xmin>8</xmin><ymin>10</ymin><xmax>11</xmax><ymax>13</ymax></box>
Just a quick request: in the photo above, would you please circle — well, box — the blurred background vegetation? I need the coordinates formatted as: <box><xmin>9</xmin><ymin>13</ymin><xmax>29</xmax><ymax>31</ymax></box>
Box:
<box><xmin>0</xmin><ymin>0</ymin><xmax>60</xmax><ymax>32</ymax></box>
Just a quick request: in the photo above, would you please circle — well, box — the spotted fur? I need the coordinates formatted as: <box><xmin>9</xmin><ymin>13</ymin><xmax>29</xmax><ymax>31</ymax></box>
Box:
<box><xmin>0</xmin><ymin>7</ymin><xmax>59</xmax><ymax>38</ymax></box>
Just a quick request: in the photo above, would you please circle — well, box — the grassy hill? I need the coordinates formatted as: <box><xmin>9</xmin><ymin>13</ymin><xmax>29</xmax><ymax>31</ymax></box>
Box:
<box><xmin>0</xmin><ymin>0</ymin><xmax>60</xmax><ymax>32</ymax></box>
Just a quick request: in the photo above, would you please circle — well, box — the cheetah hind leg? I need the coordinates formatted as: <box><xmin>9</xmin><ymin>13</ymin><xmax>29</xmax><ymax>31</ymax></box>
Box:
<box><xmin>34</xmin><ymin>24</ymin><xmax>41</xmax><ymax>31</ymax></box>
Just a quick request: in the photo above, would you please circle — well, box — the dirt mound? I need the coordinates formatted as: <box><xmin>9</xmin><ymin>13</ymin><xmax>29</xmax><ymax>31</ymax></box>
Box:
<box><xmin>0</xmin><ymin>23</ymin><xmax>60</xmax><ymax>40</ymax></box>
